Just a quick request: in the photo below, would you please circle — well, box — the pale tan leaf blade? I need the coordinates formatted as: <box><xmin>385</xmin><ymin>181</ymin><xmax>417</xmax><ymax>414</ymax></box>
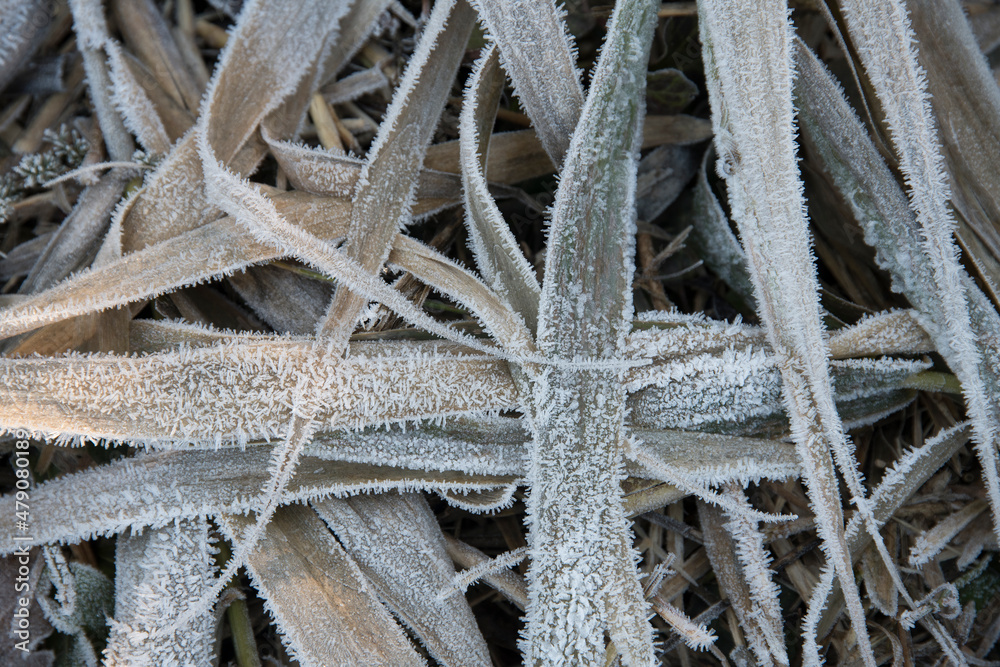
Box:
<box><xmin>317</xmin><ymin>0</ymin><xmax>477</xmax><ymax>346</ymax></box>
<box><xmin>698</xmin><ymin>500</ymin><xmax>786</xmax><ymax>667</ymax></box>
<box><xmin>314</xmin><ymin>494</ymin><xmax>492</xmax><ymax>667</ymax></box>
<box><xmin>0</xmin><ymin>340</ymin><xmax>519</xmax><ymax>444</ymax></box>
<box><xmin>122</xmin><ymin>0</ymin><xmax>349</xmax><ymax>251</ymax></box>
<box><xmin>68</xmin><ymin>0</ymin><xmax>134</xmax><ymax>161</ymax></box>
<box><xmin>218</xmin><ymin>506</ymin><xmax>426</xmax><ymax>667</ymax></box>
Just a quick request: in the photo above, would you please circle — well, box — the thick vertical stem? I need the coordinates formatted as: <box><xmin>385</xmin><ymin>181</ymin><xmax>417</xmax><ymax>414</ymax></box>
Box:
<box><xmin>525</xmin><ymin>0</ymin><xmax>659</xmax><ymax>664</ymax></box>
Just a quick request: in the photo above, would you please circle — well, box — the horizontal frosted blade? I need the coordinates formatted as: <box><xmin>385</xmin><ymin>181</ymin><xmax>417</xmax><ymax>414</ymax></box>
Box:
<box><xmin>0</xmin><ymin>446</ymin><xmax>519</xmax><ymax>554</ymax></box>
<box><xmin>0</xmin><ymin>340</ymin><xmax>519</xmax><ymax>445</ymax></box>
<box><xmin>424</xmin><ymin>115</ymin><xmax>714</xmax><ymax>185</ymax></box>
<box><xmin>631</xmin><ymin>430</ymin><xmax>799</xmax><ymax>486</ymax></box>
<box><xmin>218</xmin><ymin>506</ymin><xmax>424</xmax><ymax>666</ymax></box>
<box><xmin>0</xmin><ymin>189</ymin><xmax>462</xmax><ymax>340</ymax></box>
<box><xmin>314</xmin><ymin>494</ymin><xmax>492</xmax><ymax>666</ymax></box>
<box><xmin>628</xmin><ymin>351</ymin><xmax>928</xmax><ymax>433</ymax></box>
<box><xmin>826</xmin><ymin>309</ymin><xmax>933</xmax><ymax>358</ymax></box>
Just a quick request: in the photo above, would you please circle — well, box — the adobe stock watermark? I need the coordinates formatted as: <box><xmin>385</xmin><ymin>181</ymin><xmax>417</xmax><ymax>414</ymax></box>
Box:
<box><xmin>10</xmin><ymin>429</ymin><xmax>34</xmax><ymax>654</ymax></box>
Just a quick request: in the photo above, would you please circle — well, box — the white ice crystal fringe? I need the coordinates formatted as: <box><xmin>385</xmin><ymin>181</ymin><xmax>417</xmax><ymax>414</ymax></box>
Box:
<box><xmin>0</xmin><ymin>446</ymin><xmax>519</xmax><ymax>556</ymax></box>
<box><xmin>626</xmin><ymin>438</ymin><xmax>793</xmax><ymax>523</ymax></box>
<box><xmin>652</xmin><ymin>599</ymin><xmax>717</xmax><ymax>651</ymax></box>
<box><xmin>909</xmin><ymin>499</ymin><xmax>989</xmax><ymax>567</ymax></box>
<box><xmin>722</xmin><ymin>485</ymin><xmax>789</xmax><ymax>664</ymax></box>
<box><xmin>439</xmin><ymin>547</ymin><xmax>529</xmax><ymax>601</ymax></box>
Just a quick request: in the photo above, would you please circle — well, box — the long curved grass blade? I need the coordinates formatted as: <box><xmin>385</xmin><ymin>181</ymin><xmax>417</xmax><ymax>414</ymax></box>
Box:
<box><xmin>680</xmin><ymin>148</ymin><xmax>755</xmax><ymax>308</ymax></box>
<box><xmin>628</xmin><ymin>350</ymin><xmax>928</xmax><ymax>434</ymax></box>
<box><xmin>388</xmin><ymin>235</ymin><xmax>534</xmax><ymax>356</ymax></box>
<box><xmin>102</xmin><ymin>518</ymin><xmax>216</xmax><ymax>666</ymax></box>
<box><xmin>0</xmin><ymin>188</ymin><xmax>460</xmax><ymax>341</ymax></box>
<box><xmin>105</xmin><ymin>40</ymin><xmax>172</xmax><ymax>154</ymax></box>
<box><xmin>316</xmin><ymin>0</ymin><xmax>476</xmax><ymax>347</ymax></box>
<box><xmin>68</xmin><ymin>0</ymin><xmax>134</xmax><ymax>161</ymax></box>
<box><xmin>796</xmin><ymin>34</ymin><xmax>1000</xmax><ymax>556</ymax></box>
<box><xmin>908</xmin><ymin>0</ymin><xmax>1000</xmax><ymax>298</ymax></box>
<box><xmin>459</xmin><ymin>44</ymin><xmax>541</xmax><ymax>332</ymax></box>
<box><xmin>629</xmin><ymin>430</ymin><xmax>799</xmax><ymax>487</ymax></box>
<box><xmin>218</xmin><ymin>506</ymin><xmax>425</xmax><ymax>667</ymax></box>
<box><xmin>696</xmin><ymin>2</ymin><xmax>880</xmax><ymax>661</ymax></box>
<box><xmin>314</xmin><ymin>493</ymin><xmax>492</xmax><ymax>666</ymax></box>
<box><xmin>526</xmin><ymin>1</ymin><xmax>658</xmax><ymax>664</ymax></box>
<box><xmin>468</xmin><ymin>0</ymin><xmax>583</xmax><ymax>167</ymax></box>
